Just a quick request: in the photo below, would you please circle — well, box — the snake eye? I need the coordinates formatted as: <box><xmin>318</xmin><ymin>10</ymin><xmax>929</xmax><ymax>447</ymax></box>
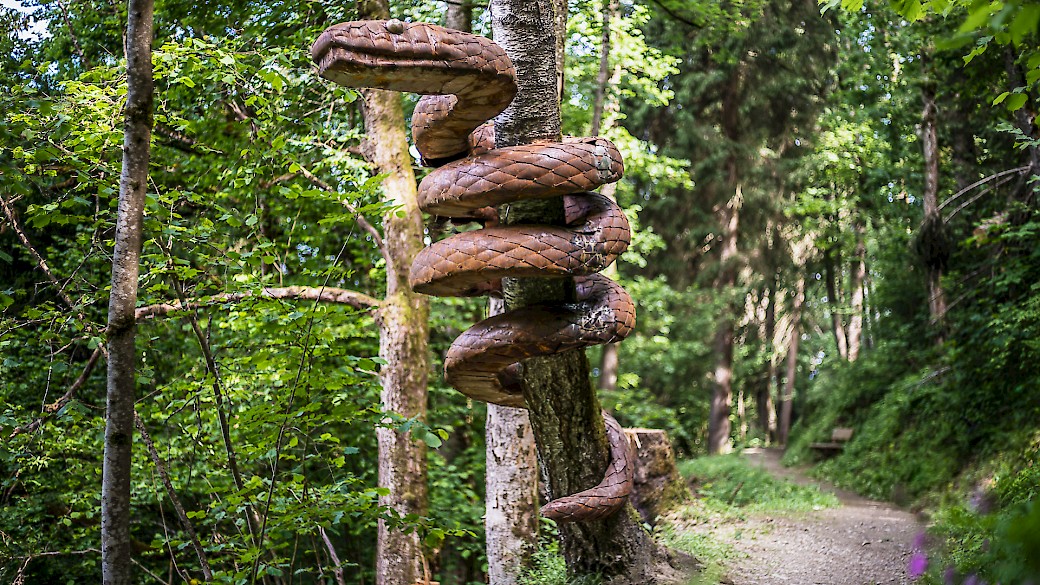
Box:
<box><xmin>386</xmin><ymin>19</ymin><xmax>405</xmax><ymax>34</ymax></box>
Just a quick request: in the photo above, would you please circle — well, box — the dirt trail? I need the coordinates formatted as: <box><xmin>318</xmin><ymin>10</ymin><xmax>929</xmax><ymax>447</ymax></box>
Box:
<box><xmin>712</xmin><ymin>448</ymin><xmax>923</xmax><ymax>585</ymax></box>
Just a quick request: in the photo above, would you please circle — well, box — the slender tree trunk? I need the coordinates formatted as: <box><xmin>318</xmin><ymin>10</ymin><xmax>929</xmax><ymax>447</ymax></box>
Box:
<box><xmin>823</xmin><ymin>247</ymin><xmax>848</xmax><ymax>360</ymax></box>
<box><xmin>358</xmin><ymin>2</ymin><xmax>431</xmax><ymax>583</ymax></box>
<box><xmin>921</xmin><ymin>83</ymin><xmax>946</xmax><ymax>338</ymax></box>
<box><xmin>707</xmin><ymin>64</ymin><xmax>746</xmax><ymax>456</ymax></box>
<box><xmin>846</xmin><ymin>223</ymin><xmax>866</xmax><ymax>362</ymax></box>
<box><xmin>707</xmin><ymin>186</ymin><xmax>741</xmax><ymax>455</ymax></box>
<box><xmin>490</xmin><ymin>0</ymin><xmax>663</xmax><ymax>579</ymax></box>
<box><xmin>102</xmin><ymin>0</ymin><xmax>154</xmax><ymax>582</ymax></box>
<box><xmin>591</xmin><ymin>0</ymin><xmax>623</xmax><ymax>393</ymax></box>
<box><xmin>486</xmin><ymin>304</ymin><xmax>539</xmax><ymax>584</ymax></box>
<box><xmin>552</xmin><ymin>0</ymin><xmax>567</xmax><ymax>101</ymax></box>
<box><xmin>758</xmin><ymin>268</ymin><xmax>778</xmax><ymax>441</ymax></box>
<box><xmin>778</xmin><ymin>276</ymin><xmax>804</xmax><ymax>446</ymax></box>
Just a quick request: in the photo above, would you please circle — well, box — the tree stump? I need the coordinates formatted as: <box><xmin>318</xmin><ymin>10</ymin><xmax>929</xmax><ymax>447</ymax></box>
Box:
<box><xmin>623</xmin><ymin>428</ymin><xmax>691</xmax><ymax>524</ymax></box>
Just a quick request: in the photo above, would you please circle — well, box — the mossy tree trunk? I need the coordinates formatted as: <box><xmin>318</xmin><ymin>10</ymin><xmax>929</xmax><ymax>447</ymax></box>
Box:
<box><xmin>358</xmin><ymin>1</ymin><xmax>431</xmax><ymax>583</ymax></box>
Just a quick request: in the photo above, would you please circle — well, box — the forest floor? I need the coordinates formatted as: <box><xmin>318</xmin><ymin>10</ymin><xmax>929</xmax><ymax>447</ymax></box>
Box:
<box><xmin>682</xmin><ymin>448</ymin><xmax>924</xmax><ymax>585</ymax></box>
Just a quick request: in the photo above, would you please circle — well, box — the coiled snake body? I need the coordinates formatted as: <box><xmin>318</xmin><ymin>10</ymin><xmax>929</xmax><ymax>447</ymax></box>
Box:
<box><xmin>313</xmin><ymin>19</ymin><xmax>636</xmax><ymax>522</ymax></box>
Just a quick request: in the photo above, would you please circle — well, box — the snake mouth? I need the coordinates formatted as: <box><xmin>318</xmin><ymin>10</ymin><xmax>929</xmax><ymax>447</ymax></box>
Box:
<box><xmin>312</xmin><ymin>20</ymin><xmax>511</xmax><ymax>94</ymax></box>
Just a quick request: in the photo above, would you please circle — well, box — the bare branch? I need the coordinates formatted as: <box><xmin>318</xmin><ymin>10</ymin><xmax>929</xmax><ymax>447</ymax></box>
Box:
<box><xmin>135</xmin><ymin>286</ymin><xmax>381</xmax><ymax>322</ymax></box>
<box><xmin>133</xmin><ymin>411</ymin><xmax>213</xmax><ymax>581</ymax></box>
<box><xmin>7</xmin><ymin>346</ymin><xmax>103</xmax><ymax>439</ymax></box>
<box><xmin>298</xmin><ymin>167</ymin><xmax>392</xmax><ymax>267</ymax></box>
<box><xmin>646</xmin><ymin>0</ymin><xmax>704</xmax><ymax>29</ymax></box>
<box><xmin>318</xmin><ymin>527</ymin><xmax>348</xmax><ymax>585</ymax></box>
<box><xmin>0</xmin><ymin>195</ymin><xmax>78</xmax><ymax>311</ymax></box>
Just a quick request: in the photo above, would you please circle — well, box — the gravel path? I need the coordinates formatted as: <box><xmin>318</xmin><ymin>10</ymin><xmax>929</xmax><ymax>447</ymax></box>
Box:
<box><xmin>710</xmin><ymin>448</ymin><xmax>923</xmax><ymax>585</ymax></box>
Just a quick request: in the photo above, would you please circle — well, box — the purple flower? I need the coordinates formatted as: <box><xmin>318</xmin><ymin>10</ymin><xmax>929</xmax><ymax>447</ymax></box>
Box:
<box><xmin>963</xmin><ymin>574</ymin><xmax>987</xmax><ymax>585</ymax></box>
<box><xmin>913</xmin><ymin>531</ymin><xmax>928</xmax><ymax>550</ymax></box>
<box><xmin>943</xmin><ymin>566</ymin><xmax>958</xmax><ymax>585</ymax></box>
<box><xmin>908</xmin><ymin>552</ymin><xmax>928</xmax><ymax>579</ymax></box>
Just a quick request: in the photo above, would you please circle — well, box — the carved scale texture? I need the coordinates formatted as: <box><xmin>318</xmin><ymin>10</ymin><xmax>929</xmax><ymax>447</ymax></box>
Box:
<box><xmin>313</xmin><ymin>19</ymin><xmax>635</xmax><ymax>523</ymax></box>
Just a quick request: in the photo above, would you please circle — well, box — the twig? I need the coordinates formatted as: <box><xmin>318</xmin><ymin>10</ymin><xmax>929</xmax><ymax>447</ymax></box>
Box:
<box><xmin>134</xmin><ymin>286</ymin><xmax>380</xmax><ymax>321</ymax></box>
<box><xmin>7</xmin><ymin>346</ymin><xmax>102</xmax><ymax>439</ymax></box>
<box><xmin>0</xmin><ymin>195</ymin><xmax>77</xmax><ymax>311</ymax></box>
<box><xmin>134</xmin><ymin>411</ymin><xmax>214</xmax><ymax>581</ymax></box>
<box><xmin>318</xmin><ymin>527</ymin><xmax>348</xmax><ymax>585</ymax></box>
<box><xmin>298</xmin><ymin>167</ymin><xmax>392</xmax><ymax>270</ymax></box>
<box><xmin>944</xmin><ymin>174</ymin><xmax>1019</xmax><ymax>222</ymax></box>
<box><xmin>646</xmin><ymin>0</ymin><xmax>704</xmax><ymax>29</ymax></box>
<box><xmin>938</xmin><ymin>165</ymin><xmax>1029</xmax><ymax>211</ymax></box>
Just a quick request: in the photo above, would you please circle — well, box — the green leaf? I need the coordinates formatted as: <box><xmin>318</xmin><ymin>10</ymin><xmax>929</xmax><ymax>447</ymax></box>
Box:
<box><xmin>994</xmin><ymin>91</ymin><xmax>1011</xmax><ymax>105</ymax></box>
<box><xmin>1006</xmin><ymin>93</ymin><xmax>1029</xmax><ymax>111</ymax></box>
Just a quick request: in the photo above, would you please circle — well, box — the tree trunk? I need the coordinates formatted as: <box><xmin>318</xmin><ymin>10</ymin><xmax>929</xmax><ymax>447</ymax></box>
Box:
<box><xmin>778</xmin><ymin>275</ymin><xmax>804</xmax><ymax>446</ymax></box>
<box><xmin>486</xmin><ymin>378</ymin><xmax>539</xmax><ymax>584</ymax></box>
<box><xmin>444</xmin><ymin>0</ymin><xmax>472</xmax><ymax>31</ymax></box>
<box><xmin>846</xmin><ymin>223</ymin><xmax>866</xmax><ymax>362</ymax></box>
<box><xmin>707</xmin><ymin>62</ymin><xmax>746</xmax><ymax>456</ymax></box>
<box><xmin>707</xmin><ymin>186</ymin><xmax>741</xmax><ymax>455</ymax></box>
<box><xmin>592</xmin><ymin>0</ymin><xmax>623</xmax><ymax>393</ymax></box>
<box><xmin>490</xmin><ymin>0</ymin><xmax>665</xmax><ymax>579</ymax></box>
<box><xmin>102</xmin><ymin>0</ymin><xmax>154</xmax><ymax>582</ymax></box>
<box><xmin>758</xmin><ymin>269</ymin><xmax>778</xmax><ymax>442</ymax></box>
<box><xmin>823</xmin><ymin>247</ymin><xmax>848</xmax><ymax>360</ymax></box>
<box><xmin>921</xmin><ymin>82</ymin><xmax>946</xmax><ymax>339</ymax></box>
<box><xmin>359</xmin><ymin>2</ymin><xmax>432</xmax><ymax>584</ymax></box>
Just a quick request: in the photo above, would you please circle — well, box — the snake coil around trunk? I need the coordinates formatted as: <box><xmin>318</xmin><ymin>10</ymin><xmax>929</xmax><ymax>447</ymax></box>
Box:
<box><xmin>313</xmin><ymin>19</ymin><xmax>636</xmax><ymax>522</ymax></box>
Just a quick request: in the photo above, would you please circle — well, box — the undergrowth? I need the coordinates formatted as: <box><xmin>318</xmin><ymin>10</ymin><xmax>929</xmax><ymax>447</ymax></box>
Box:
<box><xmin>678</xmin><ymin>454</ymin><xmax>839</xmax><ymax>514</ymax></box>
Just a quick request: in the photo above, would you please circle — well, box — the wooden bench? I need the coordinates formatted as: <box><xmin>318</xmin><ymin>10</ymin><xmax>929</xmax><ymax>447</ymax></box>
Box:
<box><xmin>809</xmin><ymin>427</ymin><xmax>854</xmax><ymax>455</ymax></box>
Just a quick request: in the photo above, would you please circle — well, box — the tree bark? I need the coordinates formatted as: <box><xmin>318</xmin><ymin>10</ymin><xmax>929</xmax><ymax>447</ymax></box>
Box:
<box><xmin>486</xmin><ymin>391</ymin><xmax>539</xmax><ymax>584</ymax></box>
<box><xmin>778</xmin><ymin>275</ymin><xmax>804</xmax><ymax>446</ymax></box>
<box><xmin>823</xmin><ymin>247</ymin><xmax>849</xmax><ymax>360</ymax></box>
<box><xmin>444</xmin><ymin>0</ymin><xmax>472</xmax><ymax>31</ymax></box>
<box><xmin>758</xmin><ymin>269</ymin><xmax>778</xmax><ymax>442</ymax></box>
<box><xmin>707</xmin><ymin>186</ymin><xmax>741</xmax><ymax>455</ymax></box>
<box><xmin>490</xmin><ymin>0</ymin><xmax>664</xmax><ymax>579</ymax></box>
<box><xmin>359</xmin><ymin>2</ymin><xmax>431</xmax><ymax>584</ymax></box>
<box><xmin>921</xmin><ymin>82</ymin><xmax>946</xmax><ymax>339</ymax></box>
<box><xmin>592</xmin><ymin>0</ymin><xmax>623</xmax><ymax>393</ymax></box>
<box><xmin>846</xmin><ymin>223</ymin><xmax>866</xmax><ymax>362</ymax></box>
<box><xmin>102</xmin><ymin>0</ymin><xmax>154</xmax><ymax>581</ymax></box>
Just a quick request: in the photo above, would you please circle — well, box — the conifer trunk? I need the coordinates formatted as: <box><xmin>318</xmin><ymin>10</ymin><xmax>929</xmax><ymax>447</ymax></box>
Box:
<box><xmin>921</xmin><ymin>83</ymin><xmax>946</xmax><ymax>338</ymax></box>
<box><xmin>102</xmin><ymin>0</ymin><xmax>154</xmax><ymax>581</ymax></box>
<box><xmin>358</xmin><ymin>2</ymin><xmax>431</xmax><ymax>583</ymax></box>
<box><xmin>846</xmin><ymin>224</ymin><xmax>866</xmax><ymax>362</ymax></box>
<box><xmin>778</xmin><ymin>276</ymin><xmax>804</xmax><ymax>446</ymax></box>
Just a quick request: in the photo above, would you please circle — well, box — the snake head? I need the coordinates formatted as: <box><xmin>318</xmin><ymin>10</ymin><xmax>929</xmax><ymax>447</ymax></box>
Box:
<box><xmin>311</xmin><ymin>20</ymin><xmax>515</xmax><ymax>96</ymax></box>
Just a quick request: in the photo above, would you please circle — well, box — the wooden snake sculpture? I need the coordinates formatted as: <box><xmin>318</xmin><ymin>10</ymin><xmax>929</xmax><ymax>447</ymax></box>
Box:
<box><xmin>313</xmin><ymin>19</ymin><xmax>636</xmax><ymax>522</ymax></box>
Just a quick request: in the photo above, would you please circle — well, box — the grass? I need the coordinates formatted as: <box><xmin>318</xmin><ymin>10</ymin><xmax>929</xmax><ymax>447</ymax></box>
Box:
<box><xmin>678</xmin><ymin>453</ymin><xmax>840</xmax><ymax>514</ymax></box>
<box><xmin>655</xmin><ymin>452</ymin><xmax>842</xmax><ymax>584</ymax></box>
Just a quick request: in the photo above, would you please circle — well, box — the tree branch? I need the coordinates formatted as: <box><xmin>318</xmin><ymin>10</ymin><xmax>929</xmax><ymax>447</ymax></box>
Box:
<box><xmin>0</xmin><ymin>195</ymin><xmax>78</xmax><ymax>311</ymax></box>
<box><xmin>7</xmin><ymin>346</ymin><xmax>103</xmax><ymax>439</ymax></box>
<box><xmin>646</xmin><ymin>0</ymin><xmax>704</xmax><ymax>29</ymax></box>
<box><xmin>298</xmin><ymin>167</ymin><xmax>393</xmax><ymax>270</ymax></box>
<box><xmin>133</xmin><ymin>411</ymin><xmax>213</xmax><ymax>581</ymax></box>
<box><xmin>134</xmin><ymin>286</ymin><xmax>381</xmax><ymax>321</ymax></box>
